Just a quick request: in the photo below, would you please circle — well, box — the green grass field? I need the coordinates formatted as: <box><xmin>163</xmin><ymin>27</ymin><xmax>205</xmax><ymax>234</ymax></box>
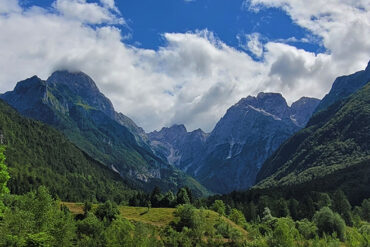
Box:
<box><xmin>62</xmin><ymin>203</ymin><xmax>248</xmax><ymax>237</ymax></box>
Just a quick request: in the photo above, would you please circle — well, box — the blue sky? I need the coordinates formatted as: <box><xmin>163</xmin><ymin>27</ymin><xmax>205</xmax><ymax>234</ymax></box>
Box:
<box><xmin>20</xmin><ymin>0</ymin><xmax>322</xmax><ymax>54</ymax></box>
<box><xmin>0</xmin><ymin>0</ymin><xmax>369</xmax><ymax>131</ymax></box>
<box><xmin>118</xmin><ymin>0</ymin><xmax>321</xmax><ymax>53</ymax></box>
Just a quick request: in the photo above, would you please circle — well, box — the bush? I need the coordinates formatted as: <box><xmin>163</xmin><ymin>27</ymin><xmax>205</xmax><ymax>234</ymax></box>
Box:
<box><xmin>173</xmin><ymin>204</ymin><xmax>197</xmax><ymax>231</ymax></box>
<box><xmin>95</xmin><ymin>200</ymin><xmax>119</xmax><ymax>223</ymax></box>
<box><xmin>229</xmin><ymin>208</ymin><xmax>247</xmax><ymax>226</ymax></box>
<box><xmin>105</xmin><ymin>218</ymin><xmax>134</xmax><ymax>246</ymax></box>
<box><xmin>211</xmin><ymin>200</ymin><xmax>226</xmax><ymax>216</ymax></box>
<box><xmin>296</xmin><ymin>218</ymin><xmax>317</xmax><ymax>239</ymax></box>
<box><xmin>313</xmin><ymin>207</ymin><xmax>346</xmax><ymax>241</ymax></box>
<box><xmin>268</xmin><ymin>217</ymin><xmax>299</xmax><ymax>247</ymax></box>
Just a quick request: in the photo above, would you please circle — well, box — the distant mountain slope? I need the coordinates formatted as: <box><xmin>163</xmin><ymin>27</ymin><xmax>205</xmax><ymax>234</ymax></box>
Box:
<box><xmin>315</xmin><ymin>61</ymin><xmax>370</xmax><ymax>113</ymax></box>
<box><xmin>1</xmin><ymin>71</ymin><xmax>209</xmax><ymax>197</ymax></box>
<box><xmin>191</xmin><ymin>93</ymin><xmax>320</xmax><ymax>193</ymax></box>
<box><xmin>150</xmin><ymin>93</ymin><xmax>320</xmax><ymax>194</ymax></box>
<box><xmin>148</xmin><ymin>124</ymin><xmax>208</xmax><ymax>171</ymax></box>
<box><xmin>0</xmin><ymin>99</ymin><xmax>139</xmax><ymax>203</ymax></box>
<box><xmin>256</xmin><ymin>81</ymin><xmax>370</xmax><ymax>188</ymax></box>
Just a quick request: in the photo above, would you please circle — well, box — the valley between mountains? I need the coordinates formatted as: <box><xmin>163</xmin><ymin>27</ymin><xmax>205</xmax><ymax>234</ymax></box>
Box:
<box><xmin>0</xmin><ymin>61</ymin><xmax>369</xmax><ymax>246</ymax></box>
<box><xmin>0</xmin><ymin>69</ymin><xmax>322</xmax><ymax>195</ymax></box>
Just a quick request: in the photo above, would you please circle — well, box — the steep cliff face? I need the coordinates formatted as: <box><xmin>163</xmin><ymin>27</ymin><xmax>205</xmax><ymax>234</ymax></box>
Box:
<box><xmin>149</xmin><ymin>93</ymin><xmax>320</xmax><ymax>194</ymax></box>
<box><xmin>148</xmin><ymin>125</ymin><xmax>208</xmax><ymax>171</ymax></box>
<box><xmin>291</xmin><ymin>97</ymin><xmax>321</xmax><ymax>127</ymax></box>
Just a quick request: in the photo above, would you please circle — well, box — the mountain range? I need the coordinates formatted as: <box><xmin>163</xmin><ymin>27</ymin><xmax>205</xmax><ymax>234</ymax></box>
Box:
<box><xmin>150</xmin><ymin>93</ymin><xmax>320</xmax><ymax>193</ymax></box>
<box><xmin>1</xmin><ymin>60</ymin><xmax>369</xmax><ymax>197</ymax></box>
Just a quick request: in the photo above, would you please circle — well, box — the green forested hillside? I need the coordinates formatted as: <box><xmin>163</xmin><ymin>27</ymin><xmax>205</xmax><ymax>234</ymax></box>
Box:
<box><xmin>0</xmin><ymin>99</ymin><xmax>139</xmax><ymax>203</ymax></box>
<box><xmin>256</xmin><ymin>82</ymin><xmax>370</xmax><ymax>192</ymax></box>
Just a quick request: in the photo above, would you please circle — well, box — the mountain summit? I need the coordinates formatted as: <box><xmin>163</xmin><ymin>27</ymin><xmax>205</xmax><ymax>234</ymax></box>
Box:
<box><xmin>47</xmin><ymin>71</ymin><xmax>116</xmax><ymax>118</ymax></box>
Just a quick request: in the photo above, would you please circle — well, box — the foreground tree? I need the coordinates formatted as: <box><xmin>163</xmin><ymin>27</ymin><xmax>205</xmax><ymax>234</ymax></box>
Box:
<box><xmin>95</xmin><ymin>200</ymin><xmax>119</xmax><ymax>223</ymax></box>
<box><xmin>313</xmin><ymin>206</ymin><xmax>346</xmax><ymax>240</ymax></box>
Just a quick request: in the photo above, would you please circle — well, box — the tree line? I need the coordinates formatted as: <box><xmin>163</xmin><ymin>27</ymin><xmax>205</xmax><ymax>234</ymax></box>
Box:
<box><xmin>1</xmin><ymin>145</ymin><xmax>369</xmax><ymax>246</ymax></box>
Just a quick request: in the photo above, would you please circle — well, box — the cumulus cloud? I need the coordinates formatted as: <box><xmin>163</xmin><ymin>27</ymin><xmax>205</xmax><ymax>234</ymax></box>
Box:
<box><xmin>0</xmin><ymin>0</ymin><xmax>369</xmax><ymax>133</ymax></box>
<box><xmin>246</xmin><ymin>0</ymin><xmax>370</xmax><ymax>73</ymax></box>
<box><xmin>0</xmin><ymin>0</ymin><xmax>21</xmax><ymax>14</ymax></box>
<box><xmin>53</xmin><ymin>0</ymin><xmax>124</xmax><ymax>24</ymax></box>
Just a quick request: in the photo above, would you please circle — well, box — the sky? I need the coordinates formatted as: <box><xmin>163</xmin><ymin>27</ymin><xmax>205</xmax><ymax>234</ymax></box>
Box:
<box><xmin>0</xmin><ymin>0</ymin><xmax>369</xmax><ymax>132</ymax></box>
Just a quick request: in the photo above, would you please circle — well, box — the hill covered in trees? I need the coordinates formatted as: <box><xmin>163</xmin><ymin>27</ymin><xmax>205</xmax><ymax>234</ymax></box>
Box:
<box><xmin>0</xmin><ymin>99</ymin><xmax>141</xmax><ymax>203</ymax></box>
<box><xmin>256</xmin><ymin>82</ymin><xmax>370</xmax><ymax>197</ymax></box>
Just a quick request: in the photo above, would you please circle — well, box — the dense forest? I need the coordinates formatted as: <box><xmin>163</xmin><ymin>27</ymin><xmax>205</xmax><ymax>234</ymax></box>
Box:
<box><xmin>0</xmin><ymin>140</ymin><xmax>368</xmax><ymax>246</ymax></box>
<box><xmin>0</xmin><ymin>147</ymin><xmax>369</xmax><ymax>246</ymax></box>
<box><xmin>0</xmin><ymin>99</ymin><xmax>141</xmax><ymax>203</ymax></box>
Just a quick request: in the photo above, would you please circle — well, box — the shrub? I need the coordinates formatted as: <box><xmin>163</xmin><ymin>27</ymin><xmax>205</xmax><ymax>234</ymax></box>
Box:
<box><xmin>268</xmin><ymin>217</ymin><xmax>299</xmax><ymax>247</ymax></box>
<box><xmin>229</xmin><ymin>208</ymin><xmax>247</xmax><ymax>226</ymax></box>
<box><xmin>95</xmin><ymin>200</ymin><xmax>119</xmax><ymax>223</ymax></box>
<box><xmin>211</xmin><ymin>200</ymin><xmax>226</xmax><ymax>216</ymax></box>
<box><xmin>313</xmin><ymin>207</ymin><xmax>346</xmax><ymax>241</ymax></box>
<box><xmin>296</xmin><ymin>218</ymin><xmax>317</xmax><ymax>239</ymax></box>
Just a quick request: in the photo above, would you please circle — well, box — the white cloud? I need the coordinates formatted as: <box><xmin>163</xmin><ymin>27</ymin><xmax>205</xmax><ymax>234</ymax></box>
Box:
<box><xmin>0</xmin><ymin>0</ymin><xmax>21</xmax><ymax>14</ymax></box>
<box><xmin>54</xmin><ymin>0</ymin><xmax>124</xmax><ymax>24</ymax></box>
<box><xmin>99</xmin><ymin>0</ymin><xmax>119</xmax><ymax>13</ymax></box>
<box><xmin>246</xmin><ymin>0</ymin><xmax>370</xmax><ymax>73</ymax></box>
<box><xmin>238</xmin><ymin>32</ymin><xmax>264</xmax><ymax>57</ymax></box>
<box><xmin>0</xmin><ymin>1</ymin><xmax>369</xmax><ymax>133</ymax></box>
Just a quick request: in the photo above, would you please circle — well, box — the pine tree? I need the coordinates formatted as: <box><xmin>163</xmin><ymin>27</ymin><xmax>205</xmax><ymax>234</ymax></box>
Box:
<box><xmin>332</xmin><ymin>190</ymin><xmax>353</xmax><ymax>226</ymax></box>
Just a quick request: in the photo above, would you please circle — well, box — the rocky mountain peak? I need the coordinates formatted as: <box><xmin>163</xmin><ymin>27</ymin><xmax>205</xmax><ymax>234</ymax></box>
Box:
<box><xmin>256</xmin><ymin>92</ymin><xmax>289</xmax><ymax>119</ymax></box>
<box><xmin>149</xmin><ymin>124</ymin><xmax>187</xmax><ymax>143</ymax></box>
<box><xmin>47</xmin><ymin>70</ymin><xmax>99</xmax><ymax>94</ymax></box>
<box><xmin>47</xmin><ymin>70</ymin><xmax>115</xmax><ymax>118</ymax></box>
<box><xmin>234</xmin><ymin>92</ymin><xmax>289</xmax><ymax>119</ymax></box>
<box><xmin>13</xmin><ymin>76</ymin><xmax>45</xmax><ymax>94</ymax></box>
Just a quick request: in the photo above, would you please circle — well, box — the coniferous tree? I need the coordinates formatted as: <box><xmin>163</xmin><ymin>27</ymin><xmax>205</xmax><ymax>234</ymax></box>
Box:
<box><xmin>332</xmin><ymin>190</ymin><xmax>353</xmax><ymax>226</ymax></box>
<box><xmin>211</xmin><ymin>200</ymin><xmax>226</xmax><ymax>216</ymax></box>
<box><xmin>176</xmin><ymin>188</ymin><xmax>190</xmax><ymax>205</ymax></box>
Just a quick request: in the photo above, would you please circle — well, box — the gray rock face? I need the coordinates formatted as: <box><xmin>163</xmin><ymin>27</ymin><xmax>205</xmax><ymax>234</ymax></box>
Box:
<box><xmin>291</xmin><ymin>97</ymin><xmax>321</xmax><ymax>127</ymax></box>
<box><xmin>148</xmin><ymin>125</ymin><xmax>208</xmax><ymax>171</ymax></box>
<box><xmin>315</xmin><ymin>60</ymin><xmax>370</xmax><ymax>113</ymax></box>
<box><xmin>149</xmin><ymin>93</ymin><xmax>320</xmax><ymax>194</ymax></box>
